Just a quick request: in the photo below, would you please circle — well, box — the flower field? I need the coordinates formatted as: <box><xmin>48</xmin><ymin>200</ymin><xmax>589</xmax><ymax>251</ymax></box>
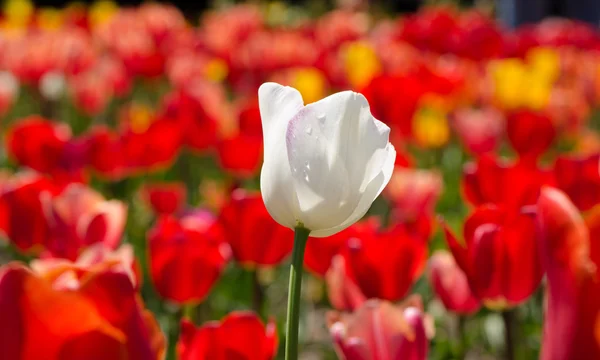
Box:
<box><xmin>0</xmin><ymin>1</ymin><xmax>599</xmax><ymax>359</ymax></box>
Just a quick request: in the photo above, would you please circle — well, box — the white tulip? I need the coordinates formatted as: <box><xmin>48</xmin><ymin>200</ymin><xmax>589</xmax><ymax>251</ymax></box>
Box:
<box><xmin>258</xmin><ymin>82</ymin><xmax>396</xmax><ymax>237</ymax></box>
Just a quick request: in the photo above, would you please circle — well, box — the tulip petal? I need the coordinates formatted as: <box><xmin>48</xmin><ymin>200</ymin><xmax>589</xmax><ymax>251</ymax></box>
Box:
<box><xmin>286</xmin><ymin>106</ymin><xmax>353</xmax><ymax>230</ymax></box>
<box><xmin>259</xmin><ymin>82</ymin><xmax>304</xmax><ymax>229</ymax></box>
<box><xmin>310</xmin><ymin>144</ymin><xmax>395</xmax><ymax>238</ymax></box>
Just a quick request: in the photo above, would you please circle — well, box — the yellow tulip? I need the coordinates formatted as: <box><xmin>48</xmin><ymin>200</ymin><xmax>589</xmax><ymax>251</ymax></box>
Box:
<box><xmin>343</xmin><ymin>41</ymin><xmax>381</xmax><ymax>89</ymax></box>
<box><xmin>412</xmin><ymin>104</ymin><xmax>450</xmax><ymax>148</ymax></box>
<box><xmin>3</xmin><ymin>0</ymin><xmax>33</xmax><ymax>26</ymax></box>
<box><xmin>37</xmin><ymin>8</ymin><xmax>64</xmax><ymax>31</ymax></box>
<box><xmin>291</xmin><ymin>67</ymin><xmax>327</xmax><ymax>105</ymax></box>
<box><xmin>205</xmin><ymin>58</ymin><xmax>229</xmax><ymax>83</ymax></box>
<box><xmin>128</xmin><ymin>104</ymin><xmax>154</xmax><ymax>134</ymax></box>
<box><xmin>527</xmin><ymin>46</ymin><xmax>560</xmax><ymax>84</ymax></box>
<box><xmin>89</xmin><ymin>0</ymin><xmax>118</xmax><ymax>29</ymax></box>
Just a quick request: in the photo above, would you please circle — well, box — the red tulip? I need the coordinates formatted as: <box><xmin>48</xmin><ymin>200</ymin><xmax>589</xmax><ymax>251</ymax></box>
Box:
<box><xmin>141</xmin><ymin>182</ymin><xmax>187</xmax><ymax>215</ymax></box>
<box><xmin>148</xmin><ymin>210</ymin><xmax>230</xmax><ymax>304</ymax></box>
<box><xmin>462</xmin><ymin>154</ymin><xmax>551</xmax><ymax>208</ymax></box>
<box><xmin>178</xmin><ymin>311</ymin><xmax>278</xmax><ymax>360</ymax></box>
<box><xmin>83</xmin><ymin>126</ymin><xmax>125</xmax><ymax>180</ymax></box>
<box><xmin>334</xmin><ymin>220</ymin><xmax>428</xmax><ymax>302</ymax></box>
<box><xmin>314</xmin><ymin>10</ymin><xmax>366</xmax><ymax>50</ymax></box>
<box><xmin>199</xmin><ymin>4</ymin><xmax>263</xmax><ymax>62</ymax></box>
<box><xmin>119</xmin><ymin>107</ymin><xmax>183</xmax><ymax>173</ymax></box>
<box><xmin>327</xmin><ymin>295</ymin><xmax>431</xmax><ymax>360</ymax></box>
<box><xmin>237</xmin><ymin>99</ymin><xmax>263</xmax><ymax>137</ymax></box>
<box><xmin>6</xmin><ymin>116</ymin><xmax>70</xmax><ymax>173</ymax></box>
<box><xmin>442</xmin><ymin>205</ymin><xmax>543</xmax><ymax>308</ymax></box>
<box><xmin>41</xmin><ymin>184</ymin><xmax>127</xmax><ymax>260</ymax></box>
<box><xmin>0</xmin><ymin>173</ymin><xmax>63</xmax><ymax>253</ymax></box>
<box><xmin>218</xmin><ymin>189</ymin><xmax>293</xmax><ymax>267</ymax></box>
<box><xmin>96</xmin><ymin>11</ymin><xmax>165</xmax><ymax>78</ymax></box>
<box><xmin>536</xmin><ymin>187</ymin><xmax>600</xmax><ymax>359</ymax></box>
<box><xmin>400</xmin><ymin>6</ymin><xmax>458</xmax><ymax>54</ymax></box>
<box><xmin>159</xmin><ymin>89</ymin><xmax>219</xmax><ymax>153</ymax></box>
<box><xmin>0</xmin><ymin>261</ymin><xmax>165</xmax><ymax>360</ymax></box>
<box><xmin>428</xmin><ymin>250</ymin><xmax>480</xmax><ymax>315</ymax></box>
<box><xmin>553</xmin><ymin>153</ymin><xmax>600</xmax><ymax>211</ymax></box>
<box><xmin>138</xmin><ymin>3</ymin><xmax>186</xmax><ymax>44</ymax></box>
<box><xmin>303</xmin><ymin>220</ymin><xmax>371</xmax><ymax>277</ymax></box>
<box><xmin>449</xmin><ymin>10</ymin><xmax>505</xmax><ymax>60</ymax></box>
<box><xmin>506</xmin><ymin>110</ymin><xmax>555</xmax><ymax>161</ymax></box>
<box><xmin>361</xmin><ymin>74</ymin><xmax>425</xmax><ymax>137</ymax></box>
<box><xmin>216</xmin><ymin>135</ymin><xmax>262</xmax><ymax>177</ymax></box>
<box><xmin>6</xmin><ymin>116</ymin><xmax>89</xmax><ymax>184</ymax></box>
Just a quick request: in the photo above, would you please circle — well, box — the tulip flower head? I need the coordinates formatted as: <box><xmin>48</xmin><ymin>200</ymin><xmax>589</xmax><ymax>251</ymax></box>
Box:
<box><xmin>327</xmin><ymin>295</ymin><xmax>431</xmax><ymax>360</ymax></box>
<box><xmin>258</xmin><ymin>82</ymin><xmax>396</xmax><ymax>237</ymax></box>
<box><xmin>178</xmin><ymin>311</ymin><xmax>278</xmax><ymax>360</ymax></box>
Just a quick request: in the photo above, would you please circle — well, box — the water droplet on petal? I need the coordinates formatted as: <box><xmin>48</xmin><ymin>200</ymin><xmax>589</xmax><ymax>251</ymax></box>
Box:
<box><xmin>317</xmin><ymin>113</ymin><xmax>326</xmax><ymax>124</ymax></box>
<box><xmin>305</xmin><ymin>126</ymin><xmax>312</xmax><ymax>135</ymax></box>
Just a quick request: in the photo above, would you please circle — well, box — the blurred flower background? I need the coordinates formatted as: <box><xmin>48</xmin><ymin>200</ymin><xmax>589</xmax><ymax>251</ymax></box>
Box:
<box><xmin>0</xmin><ymin>0</ymin><xmax>599</xmax><ymax>359</ymax></box>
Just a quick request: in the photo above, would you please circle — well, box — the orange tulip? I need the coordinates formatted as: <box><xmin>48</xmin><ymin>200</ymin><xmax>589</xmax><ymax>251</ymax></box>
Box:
<box><xmin>0</xmin><ymin>260</ymin><xmax>165</xmax><ymax>360</ymax></box>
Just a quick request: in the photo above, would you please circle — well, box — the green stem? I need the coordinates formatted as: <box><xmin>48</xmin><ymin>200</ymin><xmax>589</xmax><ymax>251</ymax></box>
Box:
<box><xmin>285</xmin><ymin>226</ymin><xmax>311</xmax><ymax>360</ymax></box>
<box><xmin>182</xmin><ymin>303</ymin><xmax>196</xmax><ymax>322</ymax></box>
<box><xmin>457</xmin><ymin>315</ymin><xmax>467</xmax><ymax>359</ymax></box>
<box><xmin>503</xmin><ymin>309</ymin><xmax>516</xmax><ymax>360</ymax></box>
<box><xmin>250</xmin><ymin>268</ymin><xmax>265</xmax><ymax>317</ymax></box>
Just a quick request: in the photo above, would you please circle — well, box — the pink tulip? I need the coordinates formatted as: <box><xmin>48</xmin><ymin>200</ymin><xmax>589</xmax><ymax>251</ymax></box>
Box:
<box><xmin>41</xmin><ymin>184</ymin><xmax>127</xmax><ymax>260</ymax></box>
<box><xmin>327</xmin><ymin>296</ymin><xmax>431</xmax><ymax>360</ymax></box>
<box><xmin>428</xmin><ymin>250</ymin><xmax>480</xmax><ymax>315</ymax></box>
<box><xmin>384</xmin><ymin>167</ymin><xmax>443</xmax><ymax>223</ymax></box>
<box><xmin>452</xmin><ymin>106</ymin><xmax>504</xmax><ymax>154</ymax></box>
<box><xmin>325</xmin><ymin>255</ymin><xmax>367</xmax><ymax>311</ymax></box>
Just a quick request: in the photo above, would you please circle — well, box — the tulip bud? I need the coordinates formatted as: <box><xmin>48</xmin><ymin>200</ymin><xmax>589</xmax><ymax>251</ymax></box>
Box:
<box><xmin>258</xmin><ymin>82</ymin><xmax>396</xmax><ymax>237</ymax></box>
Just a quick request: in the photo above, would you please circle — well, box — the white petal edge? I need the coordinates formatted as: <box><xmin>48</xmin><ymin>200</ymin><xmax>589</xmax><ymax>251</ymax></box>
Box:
<box><xmin>258</xmin><ymin>82</ymin><xmax>305</xmax><ymax>229</ymax></box>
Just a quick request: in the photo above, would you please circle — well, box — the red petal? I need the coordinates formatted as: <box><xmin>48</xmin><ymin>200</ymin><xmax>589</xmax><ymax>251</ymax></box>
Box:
<box><xmin>218</xmin><ymin>190</ymin><xmax>293</xmax><ymax>267</ymax></box>
<box><xmin>216</xmin><ymin>136</ymin><xmax>262</xmax><ymax>177</ymax></box>
<box><xmin>506</xmin><ymin>109</ymin><xmax>555</xmax><ymax>161</ymax></box>
<box><xmin>553</xmin><ymin>153</ymin><xmax>600</xmax><ymax>211</ymax></box>
<box><xmin>148</xmin><ymin>214</ymin><xmax>229</xmax><ymax>303</ymax></box>
<box><xmin>537</xmin><ymin>187</ymin><xmax>600</xmax><ymax>359</ymax></box>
